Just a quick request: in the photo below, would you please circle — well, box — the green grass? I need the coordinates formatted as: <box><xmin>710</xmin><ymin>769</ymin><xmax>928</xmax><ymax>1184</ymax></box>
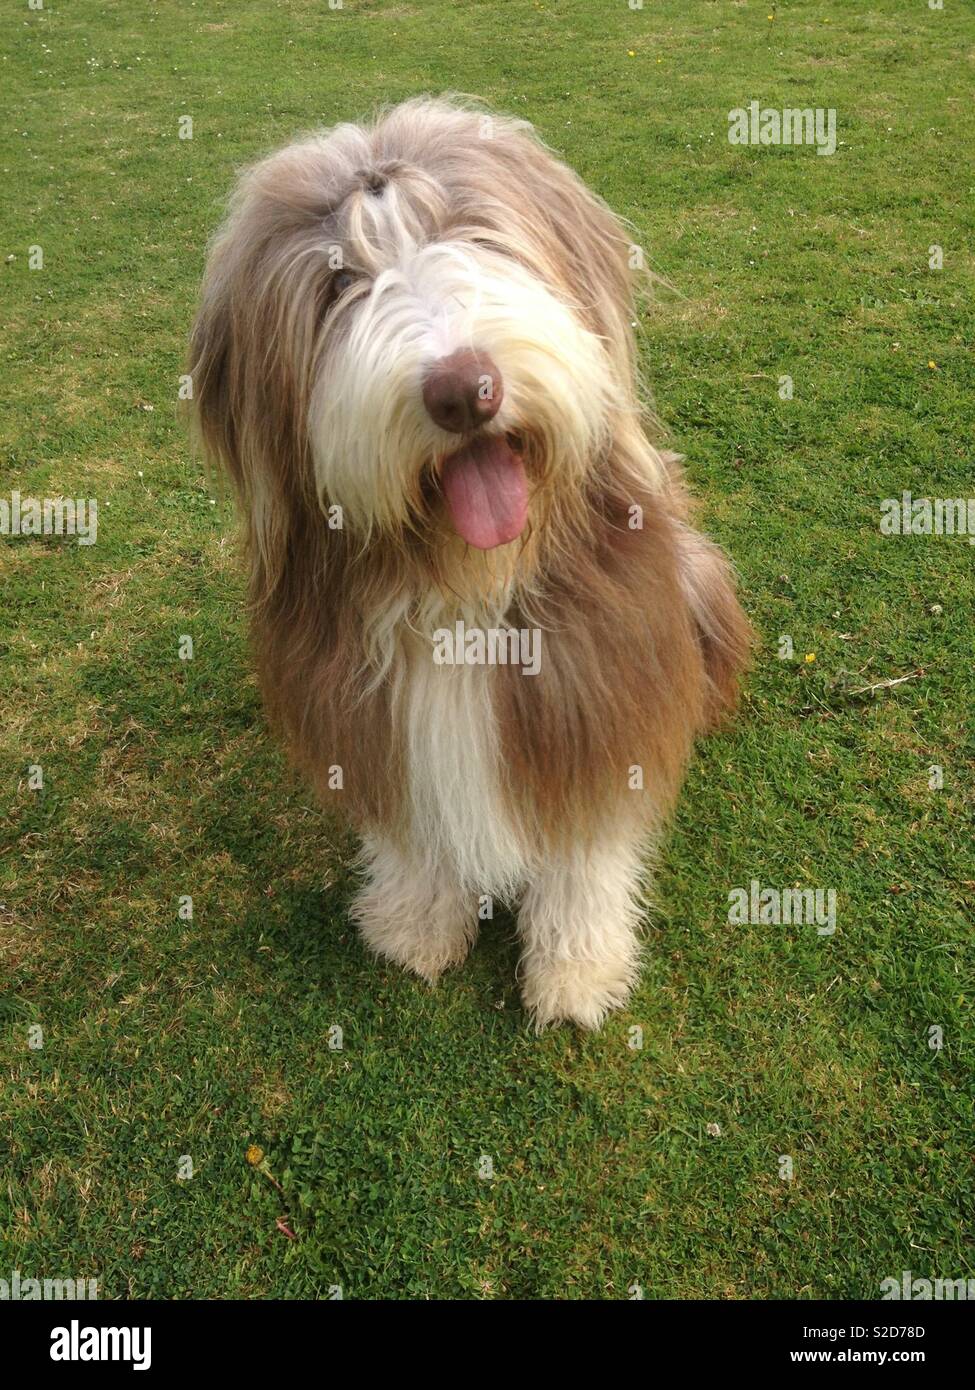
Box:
<box><xmin>2</xmin><ymin>0</ymin><xmax>973</xmax><ymax>1300</ymax></box>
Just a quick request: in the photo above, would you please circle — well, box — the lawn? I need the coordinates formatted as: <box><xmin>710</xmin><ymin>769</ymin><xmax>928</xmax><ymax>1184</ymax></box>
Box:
<box><xmin>1</xmin><ymin>0</ymin><xmax>972</xmax><ymax>1300</ymax></box>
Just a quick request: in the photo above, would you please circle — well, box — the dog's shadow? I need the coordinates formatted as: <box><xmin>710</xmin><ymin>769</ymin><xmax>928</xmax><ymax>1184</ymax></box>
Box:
<box><xmin>230</xmin><ymin>816</ymin><xmax>525</xmax><ymax>1028</ymax></box>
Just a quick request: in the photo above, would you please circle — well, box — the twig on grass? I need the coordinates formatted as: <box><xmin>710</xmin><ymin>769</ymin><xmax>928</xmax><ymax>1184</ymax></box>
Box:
<box><xmin>843</xmin><ymin>669</ymin><xmax>924</xmax><ymax>698</ymax></box>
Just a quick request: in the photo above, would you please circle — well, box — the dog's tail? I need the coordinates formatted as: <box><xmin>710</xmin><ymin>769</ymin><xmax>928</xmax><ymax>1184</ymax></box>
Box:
<box><xmin>675</xmin><ymin>521</ymin><xmax>752</xmax><ymax>728</ymax></box>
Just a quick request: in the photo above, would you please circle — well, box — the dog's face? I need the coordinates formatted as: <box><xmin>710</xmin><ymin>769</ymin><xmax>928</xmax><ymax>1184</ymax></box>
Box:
<box><xmin>191</xmin><ymin>99</ymin><xmax>648</xmax><ymax>579</ymax></box>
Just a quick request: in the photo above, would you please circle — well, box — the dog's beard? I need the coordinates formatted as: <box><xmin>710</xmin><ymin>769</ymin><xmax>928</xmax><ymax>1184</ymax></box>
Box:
<box><xmin>308</xmin><ymin>243</ymin><xmax>620</xmax><ymax>555</ymax></box>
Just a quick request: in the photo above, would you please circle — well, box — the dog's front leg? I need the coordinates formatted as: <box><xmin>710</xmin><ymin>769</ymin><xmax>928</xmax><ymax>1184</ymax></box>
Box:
<box><xmin>518</xmin><ymin>840</ymin><xmax>644</xmax><ymax>1030</ymax></box>
<box><xmin>351</xmin><ymin>833</ymin><xmax>477</xmax><ymax>983</ymax></box>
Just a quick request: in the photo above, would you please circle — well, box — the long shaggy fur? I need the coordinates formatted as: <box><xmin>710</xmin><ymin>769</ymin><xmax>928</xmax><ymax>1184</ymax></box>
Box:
<box><xmin>190</xmin><ymin>96</ymin><xmax>750</xmax><ymax>1029</ymax></box>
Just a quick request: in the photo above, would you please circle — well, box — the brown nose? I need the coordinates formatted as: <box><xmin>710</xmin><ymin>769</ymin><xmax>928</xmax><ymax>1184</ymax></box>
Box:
<box><xmin>422</xmin><ymin>349</ymin><xmax>503</xmax><ymax>433</ymax></box>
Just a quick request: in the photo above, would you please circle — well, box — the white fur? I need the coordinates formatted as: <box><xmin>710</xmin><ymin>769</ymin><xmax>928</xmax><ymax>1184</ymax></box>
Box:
<box><xmin>351</xmin><ymin>832</ymin><xmax>476</xmax><ymax>983</ymax></box>
<box><xmin>309</xmin><ymin>241</ymin><xmax>619</xmax><ymax>535</ymax></box>
<box><xmin>351</xmin><ymin>615</ymin><xmax>528</xmax><ymax>991</ymax></box>
<box><xmin>396</xmin><ymin>627</ymin><xmax>527</xmax><ymax>898</ymax></box>
<box><xmin>518</xmin><ymin>841</ymin><xmax>646</xmax><ymax>1030</ymax></box>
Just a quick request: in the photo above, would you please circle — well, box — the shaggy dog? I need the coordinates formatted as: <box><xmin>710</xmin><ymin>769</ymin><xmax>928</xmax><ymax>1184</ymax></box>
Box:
<box><xmin>189</xmin><ymin>97</ymin><xmax>750</xmax><ymax>1029</ymax></box>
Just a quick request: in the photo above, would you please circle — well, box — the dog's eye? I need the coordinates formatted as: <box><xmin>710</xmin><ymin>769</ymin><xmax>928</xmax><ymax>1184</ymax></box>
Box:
<box><xmin>324</xmin><ymin>270</ymin><xmax>357</xmax><ymax>315</ymax></box>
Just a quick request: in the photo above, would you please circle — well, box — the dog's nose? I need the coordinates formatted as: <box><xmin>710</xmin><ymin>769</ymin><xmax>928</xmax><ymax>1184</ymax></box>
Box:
<box><xmin>422</xmin><ymin>349</ymin><xmax>503</xmax><ymax>433</ymax></box>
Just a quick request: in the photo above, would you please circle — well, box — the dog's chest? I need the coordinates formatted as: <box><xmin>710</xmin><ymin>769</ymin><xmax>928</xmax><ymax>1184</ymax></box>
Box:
<box><xmin>398</xmin><ymin>641</ymin><xmax>527</xmax><ymax>894</ymax></box>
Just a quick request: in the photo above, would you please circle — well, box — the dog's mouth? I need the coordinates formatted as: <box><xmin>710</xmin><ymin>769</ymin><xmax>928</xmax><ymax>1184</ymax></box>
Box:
<box><xmin>436</xmin><ymin>432</ymin><xmax>528</xmax><ymax>550</ymax></box>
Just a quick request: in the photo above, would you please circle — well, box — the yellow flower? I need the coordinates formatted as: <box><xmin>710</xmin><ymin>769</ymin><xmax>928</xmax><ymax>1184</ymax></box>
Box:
<box><xmin>804</xmin><ymin>653</ymin><xmax>816</xmax><ymax>664</ymax></box>
<box><xmin>628</xmin><ymin>50</ymin><xmax>635</xmax><ymax>57</ymax></box>
<box><xmin>927</xmin><ymin>360</ymin><xmax>937</xmax><ymax>369</ymax></box>
<box><xmin>246</xmin><ymin>1144</ymin><xmax>264</xmax><ymax>1166</ymax></box>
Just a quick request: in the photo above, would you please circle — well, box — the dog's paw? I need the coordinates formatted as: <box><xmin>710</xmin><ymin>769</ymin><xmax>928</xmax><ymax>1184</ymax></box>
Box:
<box><xmin>521</xmin><ymin>956</ymin><xmax>637</xmax><ymax>1031</ymax></box>
<box><xmin>351</xmin><ymin>888</ymin><xmax>475</xmax><ymax>984</ymax></box>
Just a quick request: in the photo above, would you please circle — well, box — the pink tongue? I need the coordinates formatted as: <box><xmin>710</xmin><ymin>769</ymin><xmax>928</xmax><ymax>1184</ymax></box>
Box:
<box><xmin>440</xmin><ymin>436</ymin><xmax>528</xmax><ymax>550</ymax></box>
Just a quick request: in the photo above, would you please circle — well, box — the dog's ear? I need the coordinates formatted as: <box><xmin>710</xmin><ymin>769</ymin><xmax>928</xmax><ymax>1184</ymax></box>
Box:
<box><xmin>531</xmin><ymin>155</ymin><xmax>636</xmax><ymax>346</ymax></box>
<box><xmin>188</xmin><ymin>156</ymin><xmax>333</xmax><ymax>590</ymax></box>
<box><xmin>188</xmin><ymin>248</ymin><xmax>291</xmax><ymax>595</ymax></box>
<box><xmin>474</xmin><ymin>113</ymin><xmax>645</xmax><ymax>385</ymax></box>
<box><xmin>188</xmin><ymin>274</ymin><xmax>240</xmax><ymax>491</ymax></box>
<box><xmin>189</xmin><ymin>207</ymin><xmax>318</xmax><ymax>487</ymax></box>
